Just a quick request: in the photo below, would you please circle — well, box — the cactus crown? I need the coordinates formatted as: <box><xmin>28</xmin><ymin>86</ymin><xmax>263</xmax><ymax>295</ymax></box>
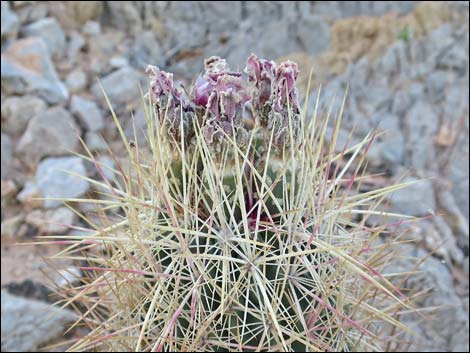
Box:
<box><xmin>45</xmin><ymin>55</ymin><xmax>416</xmax><ymax>352</ymax></box>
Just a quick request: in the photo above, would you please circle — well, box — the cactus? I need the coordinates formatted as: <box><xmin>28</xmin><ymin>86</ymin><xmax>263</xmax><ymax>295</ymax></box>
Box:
<box><xmin>45</xmin><ymin>55</ymin><xmax>417</xmax><ymax>352</ymax></box>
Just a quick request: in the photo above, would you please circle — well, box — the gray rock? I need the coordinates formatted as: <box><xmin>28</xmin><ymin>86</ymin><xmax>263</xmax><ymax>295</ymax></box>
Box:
<box><xmin>297</xmin><ymin>15</ymin><xmax>330</xmax><ymax>55</ymax></box>
<box><xmin>67</xmin><ymin>31</ymin><xmax>86</xmax><ymax>63</ymax></box>
<box><xmin>70</xmin><ymin>95</ymin><xmax>104</xmax><ymax>132</ymax></box>
<box><xmin>54</xmin><ymin>267</ymin><xmax>82</xmax><ymax>288</ymax></box>
<box><xmin>432</xmin><ymin>216</ymin><xmax>464</xmax><ymax>264</ymax></box>
<box><xmin>16</xmin><ymin>181</ymin><xmax>43</xmax><ymax>208</ymax></box>
<box><xmin>91</xmin><ymin>66</ymin><xmax>145</xmax><ymax>108</ymax></box>
<box><xmin>82</xmin><ymin>20</ymin><xmax>101</xmax><ymax>36</ymax></box>
<box><xmin>378</xmin><ymin>42</ymin><xmax>399</xmax><ymax>77</ymax></box>
<box><xmin>46</xmin><ymin>1</ymin><xmax>103</xmax><ymax>30</ymax></box>
<box><xmin>132</xmin><ymin>31</ymin><xmax>164</xmax><ymax>69</ymax></box>
<box><xmin>255</xmin><ymin>20</ymin><xmax>301</xmax><ymax>61</ymax></box>
<box><xmin>124</xmin><ymin>107</ymin><xmax>146</xmax><ymax>144</ymax></box>
<box><xmin>1</xmin><ymin>133</ymin><xmax>13</xmax><ymax>180</ymax></box>
<box><xmin>22</xmin><ymin>18</ymin><xmax>66</xmax><ymax>57</ymax></box>
<box><xmin>1</xmin><ymin>2</ymin><xmax>20</xmax><ymax>41</ymax></box>
<box><xmin>1</xmin><ymin>214</ymin><xmax>24</xmax><ymax>239</ymax></box>
<box><xmin>443</xmin><ymin>84</ymin><xmax>468</xmax><ymax>123</ymax></box>
<box><xmin>371</xmin><ymin>113</ymin><xmax>405</xmax><ymax>167</ymax></box>
<box><xmin>386</xmin><ymin>245</ymin><xmax>469</xmax><ymax>352</ymax></box>
<box><xmin>426</xmin><ymin>24</ymin><xmax>455</xmax><ymax>59</ymax></box>
<box><xmin>109</xmin><ymin>56</ymin><xmax>129</xmax><ymax>69</ymax></box>
<box><xmin>390</xmin><ymin>177</ymin><xmax>436</xmax><ymax>216</ymax></box>
<box><xmin>85</xmin><ymin>131</ymin><xmax>107</xmax><ymax>151</ymax></box>
<box><xmin>381</xmin><ymin>132</ymin><xmax>405</xmax><ymax>167</ymax></box>
<box><xmin>1</xmin><ymin>95</ymin><xmax>47</xmax><ymax>136</ymax></box>
<box><xmin>1</xmin><ymin>37</ymin><xmax>69</xmax><ymax>104</ymax></box>
<box><xmin>44</xmin><ymin>207</ymin><xmax>76</xmax><ymax>234</ymax></box>
<box><xmin>13</xmin><ymin>2</ymin><xmax>48</xmax><ymax>25</ymax></box>
<box><xmin>65</xmin><ymin>69</ymin><xmax>87</xmax><ymax>93</ymax></box>
<box><xmin>16</xmin><ymin>107</ymin><xmax>79</xmax><ymax>168</ymax></box>
<box><xmin>438</xmin><ymin>44</ymin><xmax>469</xmax><ymax>71</ymax></box>
<box><xmin>311</xmin><ymin>1</ymin><xmax>417</xmax><ymax>18</ymax></box>
<box><xmin>1</xmin><ymin>290</ymin><xmax>76</xmax><ymax>352</ymax></box>
<box><xmin>35</xmin><ymin>156</ymin><xmax>90</xmax><ymax>209</ymax></box>
<box><xmin>426</xmin><ymin>70</ymin><xmax>455</xmax><ymax>102</ymax></box>
<box><xmin>448</xmin><ymin>121</ymin><xmax>470</xmax><ymax>222</ymax></box>
<box><xmin>105</xmin><ymin>1</ymin><xmax>143</xmax><ymax>35</ymax></box>
<box><xmin>405</xmin><ymin>101</ymin><xmax>439</xmax><ymax>170</ymax></box>
<box><xmin>96</xmin><ymin>156</ymin><xmax>115</xmax><ymax>182</ymax></box>
<box><xmin>391</xmin><ymin>89</ymin><xmax>412</xmax><ymax>117</ymax></box>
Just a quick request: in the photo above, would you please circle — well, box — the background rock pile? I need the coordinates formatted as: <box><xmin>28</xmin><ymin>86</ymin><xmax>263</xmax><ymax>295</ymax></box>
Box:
<box><xmin>1</xmin><ymin>1</ymin><xmax>468</xmax><ymax>351</ymax></box>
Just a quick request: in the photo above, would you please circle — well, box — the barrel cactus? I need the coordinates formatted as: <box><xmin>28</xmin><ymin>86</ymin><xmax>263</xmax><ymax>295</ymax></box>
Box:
<box><xmin>46</xmin><ymin>55</ymin><xmax>416</xmax><ymax>352</ymax></box>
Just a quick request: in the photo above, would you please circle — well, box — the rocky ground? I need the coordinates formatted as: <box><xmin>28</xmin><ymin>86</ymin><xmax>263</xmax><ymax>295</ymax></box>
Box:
<box><xmin>1</xmin><ymin>1</ymin><xmax>469</xmax><ymax>352</ymax></box>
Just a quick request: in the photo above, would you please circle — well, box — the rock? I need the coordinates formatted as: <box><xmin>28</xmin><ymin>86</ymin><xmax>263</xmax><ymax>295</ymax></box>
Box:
<box><xmin>1</xmin><ymin>37</ymin><xmax>69</xmax><ymax>104</ymax></box>
<box><xmin>17</xmin><ymin>181</ymin><xmax>43</xmax><ymax>208</ymax></box>
<box><xmin>82</xmin><ymin>20</ymin><xmax>101</xmax><ymax>36</ymax></box>
<box><xmin>35</xmin><ymin>156</ymin><xmax>90</xmax><ymax>208</ymax></box>
<box><xmin>24</xmin><ymin>209</ymin><xmax>44</xmax><ymax>229</ymax></box>
<box><xmin>16</xmin><ymin>107</ymin><xmax>79</xmax><ymax>168</ymax></box>
<box><xmin>104</xmin><ymin>1</ymin><xmax>143</xmax><ymax>35</ymax></box>
<box><xmin>109</xmin><ymin>56</ymin><xmax>129</xmax><ymax>69</ymax></box>
<box><xmin>386</xmin><ymin>245</ymin><xmax>469</xmax><ymax>352</ymax></box>
<box><xmin>426</xmin><ymin>70</ymin><xmax>454</xmax><ymax>101</ymax></box>
<box><xmin>124</xmin><ymin>107</ymin><xmax>146</xmax><ymax>144</ymax></box>
<box><xmin>45</xmin><ymin>207</ymin><xmax>76</xmax><ymax>234</ymax></box>
<box><xmin>70</xmin><ymin>95</ymin><xmax>104</xmax><ymax>132</ymax></box>
<box><xmin>47</xmin><ymin>1</ymin><xmax>103</xmax><ymax>30</ymax></box>
<box><xmin>1</xmin><ymin>180</ymin><xmax>18</xmax><ymax>200</ymax></box>
<box><xmin>1</xmin><ymin>290</ymin><xmax>76</xmax><ymax>352</ymax></box>
<box><xmin>132</xmin><ymin>30</ymin><xmax>164</xmax><ymax>69</ymax></box>
<box><xmin>297</xmin><ymin>15</ymin><xmax>330</xmax><ymax>55</ymax></box>
<box><xmin>67</xmin><ymin>31</ymin><xmax>86</xmax><ymax>62</ymax></box>
<box><xmin>1</xmin><ymin>2</ymin><xmax>20</xmax><ymax>41</ymax></box>
<box><xmin>1</xmin><ymin>214</ymin><xmax>24</xmax><ymax>239</ymax></box>
<box><xmin>1</xmin><ymin>133</ymin><xmax>13</xmax><ymax>180</ymax></box>
<box><xmin>96</xmin><ymin>156</ymin><xmax>115</xmax><ymax>182</ymax></box>
<box><xmin>3</xmin><ymin>279</ymin><xmax>53</xmax><ymax>303</ymax></box>
<box><xmin>65</xmin><ymin>69</ymin><xmax>87</xmax><ymax>93</ymax></box>
<box><xmin>443</xmin><ymin>84</ymin><xmax>469</xmax><ymax>123</ymax></box>
<box><xmin>436</xmin><ymin>185</ymin><xmax>469</xmax><ymax>241</ymax></box>
<box><xmin>311</xmin><ymin>1</ymin><xmax>417</xmax><ymax>18</ymax></box>
<box><xmin>1</xmin><ymin>95</ymin><xmax>47</xmax><ymax>136</ymax></box>
<box><xmin>91</xmin><ymin>66</ymin><xmax>145</xmax><ymax>108</ymax></box>
<box><xmin>22</xmin><ymin>18</ymin><xmax>66</xmax><ymax>56</ymax></box>
<box><xmin>381</xmin><ymin>132</ymin><xmax>405</xmax><ymax>167</ymax></box>
<box><xmin>432</xmin><ymin>216</ymin><xmax>464</xmax><ymax>264</ymax></box>
<box><xmin>54</xmin><ymin>267</ymin><xmax>81</xmax><ymax>288</ymax></box>
<box><xmin>85</xmin><ymin>131</ymin><xmax>107</xmax><ymax>151</ymax></box>
<box><xmin>371</xmin><ymin>113</ymin><xmax>406</xmax><ymax>167</ymax></box>
<box><xmin>390</xmin><ymin>177</ymin><xmax>436</xmax><ymax>217</ymax></box>
<box><xmin>391</xmin><ymin>89</ymin><xmax>412</xmax><ymax>117</ymax></box>
<box><xmin>13</xmin><ymin>1</ymin><xmax>48</xmax><ymax>25</ymax></box>
<box><xmin>405</xmin><ymin>101</ymin><xmax>439</xmax><ymax>170</ymax></box>
<box><xmin>438</xmin><ymin>44</ymin><xmax>469</xmax><ymax>71</ymax></box>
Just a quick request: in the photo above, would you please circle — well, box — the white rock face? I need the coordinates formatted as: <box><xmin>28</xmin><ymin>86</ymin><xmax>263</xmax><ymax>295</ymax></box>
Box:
<box><xmin>22</xmin><ymin>17</ymin><xmax>66</xmax><ymax>56</ymax></box>
<box><xmin>0</xmin><ymin>37</ymin><xmax>69</xmax><ymax>104</ymax></box>
<box><xmin>35</xmin><ymin>156</ymin><xmax>90</xmax><ymax>208</ymax></box>
<box><xmin>16</xmin><ymin>107</ymin><xmax>80</xmax><ymax>168</ymax></box>
<box><xmin>1</xmin><ymin>290</ymin><xmax>76</xmax><ymax>352</ymax></box>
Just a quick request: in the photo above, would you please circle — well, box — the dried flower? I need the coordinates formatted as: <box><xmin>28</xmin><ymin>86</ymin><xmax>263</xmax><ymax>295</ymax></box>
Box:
<box><xmin>245</xmin><ymin>54</ymin><xmax>301</xmax><ymax>148</ymax></box>
<box><xmin>146</xmin><ymin>65</ymin><xmax>194</xmax><ymax>142</ymax></box>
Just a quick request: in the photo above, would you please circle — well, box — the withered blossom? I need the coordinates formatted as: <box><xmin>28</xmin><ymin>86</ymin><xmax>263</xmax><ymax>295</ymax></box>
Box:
<box><xmin>147</xmin><ymin>55</ymin><xmax>301</xmax><ymax>151</ymax></box>
<box><xmin>146</xmin><ymin>65</ymin><xmax>194</xmax><ymax>142</ymax></box>
<box><xmin>244</xmin><ymin>54</ymin><xmax>300</xmax><ymax>148</ymax></box>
